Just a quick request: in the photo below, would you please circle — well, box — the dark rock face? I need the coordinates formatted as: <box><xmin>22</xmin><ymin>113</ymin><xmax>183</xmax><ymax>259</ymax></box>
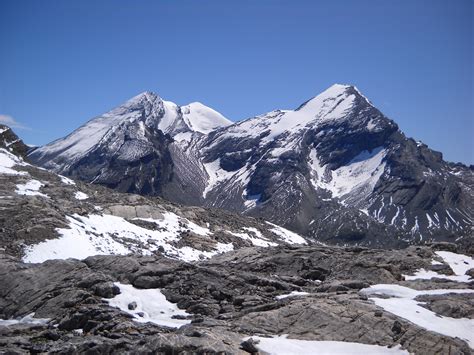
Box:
<box><xmin>0</xmin><ymin>244</ymin><xmax>473</xmax><ymax>354</ymax></box>
<box><xmin>196</xmin><ymin>85</ymin><xmax>473</xmax><ymax>247</ymax></box>
<box><xmin>0</xmin><ymin>124</ymin><xmax>29</xmax><ymax>158</ymax></box>
<box><xmin>67</xmin><ymin>124</ymin><xmax>175</xmax><ymax>197</ymax></box>
<box><xmin>27</xmin><ymin>85</ymin><xmax>473</xmax><ymax>248</ymax></box>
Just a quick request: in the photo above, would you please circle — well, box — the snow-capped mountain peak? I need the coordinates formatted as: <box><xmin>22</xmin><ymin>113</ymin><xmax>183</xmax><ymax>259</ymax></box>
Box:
<box><xmin>213</xmin><ymin>84</ymin><xmax>374</xmax><ymax>145</ymax></box>
<box><xmin>29</xmin><ymin>91</ymin><xmax>232</xmax><ymax>171</ymax></box>
<box><xmin>126</xmin><ymin>90</ymin><xmax>160</xmax><ymax>103</ymax></box>
<box><xmin>181</xmin><ymin>102</ymin><xmax>232</xmax><ymax>134</ymax></box>
<box><xmin>296</xmin><ymin>83</ymin><xmax>368</xmax><ymax>121</ymax></box>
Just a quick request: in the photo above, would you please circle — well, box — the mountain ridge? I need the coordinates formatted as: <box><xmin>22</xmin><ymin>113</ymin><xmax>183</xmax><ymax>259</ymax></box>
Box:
<box><xmin>28</xmin><ymin>84</ymin><xmax>474</xmax><ymax>248</ymax></box>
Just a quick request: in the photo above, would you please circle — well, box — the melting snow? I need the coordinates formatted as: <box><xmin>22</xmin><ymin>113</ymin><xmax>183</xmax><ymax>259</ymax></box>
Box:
<box><xmin>59</xmin><ymin>175</ymin><xmax>76</xmax><ymax>185</ymax></box>
<box><xmin>275</xmin><ymin>291</ymin><xmax>310</xmax><ymax>300</ymax></box>
<box><xmin>244</xmin><ymin>335</ymin><xmax>408</xmax><ymax>355</ymax></box>
<box><xmin>0</xmin><ymin>148</ymin><xmax>28</xmax><ymax>175</ymax></box>
<box><xmin>266</xmin><ymin>222</ymin><xmax>307</xmax><ymax>244</ymax></box>
<box><xmin>229</xmin><ymin>228</ymin><xmax>278</xmax><ymax>247</ymax></box>
<box><xmin>15</xmin><ymin>180</ymin><xmax>49</xmax><ymax>198</ymax></box>
<box><xmin>308</xmin><ymin>147</ymin><xmax>386</xmax><ymax>202</ymax></box>
<box><xmin>23</xmin><ymin>212</ymin><xmax>233</xmax><ymax>263</ymax></box>
<box><xmin>404</xmin><ymin>251</ymin><xmax>474</xmax><ymax>283</ymax></box>
<box><xmin>0</xmin><ymin>313</ymin><xmax>50</xmax><ymax>327</ymax></box>
<box><xmin>361</xmin><ymin>284</ymin><xmax>474</xmax><ymax>348</ymax></box>
<box><xmin>202</xmin><ymin>159</ymin><xmax>234</xmax><ymax>198</ymax></box>
<box><xmin>106</xmin><ymin>283</ymin><xmax>191</xmax><ymax>328</ymax></box>
<box><xmin>243</xmin><ymin>193</ymin><xmax>261</xmax><ymax>210</ymax></box>
<box><xmin>436</xmin><ymin>251</ymin><xmax>474</xmax><ymax>276</ymax></box>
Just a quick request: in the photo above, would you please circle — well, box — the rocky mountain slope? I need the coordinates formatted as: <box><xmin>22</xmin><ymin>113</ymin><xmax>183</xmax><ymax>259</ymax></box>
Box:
<box><xmin>1</xmin><ymin>131</ymin><xmax>474</xmax><ymax>354</ymax></box>
<box><xmin>0</xmin><ymin>142</ymin><xmax>307</xmax><ymax>264</ymax></box>
<box><xmin>0</xmin><ymin>124</ymin><xmax>29</xmax><ymax>158</ymax></box>
<box><xmin>29</xmin><ymin>93</ymin><xmax>231</xmax><ymax>199</ymax></box>
<box><xmin>29</xmin><ymin>85</ymin><xmax>473</xmax><ymax>247</ymax></box>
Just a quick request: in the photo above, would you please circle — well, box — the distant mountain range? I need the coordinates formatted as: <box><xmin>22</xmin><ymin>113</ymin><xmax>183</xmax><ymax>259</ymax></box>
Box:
<box><xmin>29</xmin><ymin>84</ymin><xmax>473</xmax><ymax>248</ymax></box>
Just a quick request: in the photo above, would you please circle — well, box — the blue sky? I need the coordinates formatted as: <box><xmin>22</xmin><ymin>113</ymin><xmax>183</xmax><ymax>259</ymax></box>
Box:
<box><xmin>0</xmin><ymin>0</ymin><xmax>472</xmax><ymax>164</ymax></box>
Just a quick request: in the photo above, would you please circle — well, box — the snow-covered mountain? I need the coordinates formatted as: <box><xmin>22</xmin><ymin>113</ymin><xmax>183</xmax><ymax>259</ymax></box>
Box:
<box><xmin>31</xmin><ymin>92</ymin><xmax>231</xmax><ymax>170</ymax></box>
<box><xmin>195</xmin><ymin>84</ymin><xmax>473</xmax><ymax>246</ymax></box>
<box><xmin>29</xmin><ymin>85</ymin><xmax>474</xmax><ymax>248</ymax></box>
<box><xmin>29</xmin><ymin>92</ymin><xmax>231</xmax><ymax>198</ymax></box>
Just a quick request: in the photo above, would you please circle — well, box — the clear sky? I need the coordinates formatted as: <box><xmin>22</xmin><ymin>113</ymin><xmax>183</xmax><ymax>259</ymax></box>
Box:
<box><xmin>0</xmin><ymin>0</ymin><xmax>472</xmax><ymax>164</ymax></box>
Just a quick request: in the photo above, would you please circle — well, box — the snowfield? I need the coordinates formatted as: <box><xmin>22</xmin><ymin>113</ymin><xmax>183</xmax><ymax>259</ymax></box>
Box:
<box><xmin>308</xmin><ymin>146</ymin><xmax>386</xmax><ymax>202</ymax></box>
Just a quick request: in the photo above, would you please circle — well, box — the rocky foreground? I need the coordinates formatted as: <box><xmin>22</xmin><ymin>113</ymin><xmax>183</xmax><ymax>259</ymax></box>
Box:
<box><xmin>1</xmin><ymin>242</ymin><xmax>473</xmax><ymax>354</ymax></box>
<box><xmin>1</xmin><ymin>126</ymin><xmax>473</xmax><ymax>354</ymax></box>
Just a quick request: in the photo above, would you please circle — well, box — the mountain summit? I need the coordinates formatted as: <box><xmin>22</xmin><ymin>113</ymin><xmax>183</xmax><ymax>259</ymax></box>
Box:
<box><xmin>29</xmin><ymin>85</ymin><xmax>473</xmax><ymax>248</ymax></box>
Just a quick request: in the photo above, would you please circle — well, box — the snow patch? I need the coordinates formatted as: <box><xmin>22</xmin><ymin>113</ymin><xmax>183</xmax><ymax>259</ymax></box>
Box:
<box><xmin>59</xmin><ymin>175</ymin><xmax>75</xmax><ymax>185</ymax></box>
<box><xmin>0</xmin><ymin>313</ymin><xmax>50</xmax><ymax>327</ymax></box>
<box><xmin>106</xmin><ymin>283</ymin><xmax>191</xmax><ymax>328</ymax></box>
<box><xmin>0</xmin><ymin>148</ymin><xmax>28</xmax><ymax>175</ymax></box>
<box><xmin>245</xmin><ymin>335</ymin><xmax>408</xmax><ymax>355</ymax></box>
<box><xmin>404</xmin><ymin>251</ymin><xmax>474</xmax><ymax>283</ymax></box>
<box><xmin>275</xmin><ymin>291</ymin><xmax>310</xmax><ymax>300</ymax></box>
<box><xmin>361</xmin><ymin>284</ymin><xmax>474</xmax><ymax>348</ymax></box>
<box><xmin>15</xmin><ymin>180</ymin><xmax>49</xmax><ymax>198</ymax></box>
<box><xmin>436</xmin><ymin>251</ymin><xmax>474</xmax><ymax>276</ymax></box>
<box><xmin>23</xmin><ymin>213</ymin><xmax>233</xmax><ymax>263</ymax></box>
<box><xmin>202</xmin><ymin>159</ymin><xmax>234</xmax><ymax>198</ymax></box>
<box><xmin>308</xmin><ymin>147</ymin><xmax>386</xmax><ymax>202</ymax></box>
<box><xmin>74</xmin><ymin>191</ymin><xmax>89</xmax><ymax>200</ymax></box>
<box><xmin>229</xmin><ymin>228</ymin><xmax>278</xmax><ymax>247</ymax></box>
<box><xmin>266</xmin><ymin>222</ymin><xmax>307</xmax><ymax>244</ymax></box>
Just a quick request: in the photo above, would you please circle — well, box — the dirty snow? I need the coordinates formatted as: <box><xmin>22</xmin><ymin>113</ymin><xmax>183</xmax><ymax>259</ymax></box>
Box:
<box><xmin>106</xmin><ymin>282</ymin><xmax>191</xmax><ymax>328</ymax></box>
